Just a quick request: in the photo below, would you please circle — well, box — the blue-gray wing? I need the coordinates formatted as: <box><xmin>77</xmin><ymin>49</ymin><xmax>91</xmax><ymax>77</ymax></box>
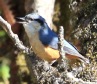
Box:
<box><xmin>63</xmin><ymin>40</ymin><xmax>89</xmax><ymax>63</ymax></box>
<box><xmin>48</xmin><ymin>37</ymin><xmax>89</xmax><ymax>63</ymax></box>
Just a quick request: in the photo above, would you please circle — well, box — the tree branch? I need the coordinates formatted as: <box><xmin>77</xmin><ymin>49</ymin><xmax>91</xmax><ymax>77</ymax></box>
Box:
<box><xmin>58</xmin><ymin>26</ymin><xmax>65</xmax><ymax>60</ymax></box>
<box><xmin>0</xmin><ymin>16</ymin><xmax>30</xmax><ymax>54</ymax></box>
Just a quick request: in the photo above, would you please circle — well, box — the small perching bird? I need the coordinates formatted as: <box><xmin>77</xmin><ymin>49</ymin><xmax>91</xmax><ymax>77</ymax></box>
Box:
<box><xmin>17</xmin><ymin>13</ymin><xmax>89</xmax><ymax>64</ymax></box>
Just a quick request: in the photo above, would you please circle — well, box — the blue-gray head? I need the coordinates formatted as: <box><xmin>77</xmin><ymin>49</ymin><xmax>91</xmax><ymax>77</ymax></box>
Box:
<box><xmin>17</xmin><ymin>13</ymin><xmax>45</xmax><ymax>25</ymax></box>
<box><xmin>17</xmin><ymin>13</ymin><xmax>47</xmax><ymax>35</ymax></box>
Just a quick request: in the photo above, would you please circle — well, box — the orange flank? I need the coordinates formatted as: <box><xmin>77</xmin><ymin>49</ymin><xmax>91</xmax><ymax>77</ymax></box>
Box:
<box><xmin>44</xmin><ymin>47</ymin><xmax>80</xmax><ymax>62</ymax></box>
<box><xmin>44</xmin><ymin>46</ymin><xmax>60</xmax><ymax>61</ymax></box>
<box><xmin>32</xmin><ymin>44</ymin><xmax>81</xmax><ymax>62</ymax></box>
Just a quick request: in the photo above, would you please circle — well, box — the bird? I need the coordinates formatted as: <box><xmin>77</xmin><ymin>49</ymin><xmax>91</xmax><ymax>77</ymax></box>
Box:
<box><xmin>17</xmin><ymin>13</ymin><xmax>89</xmax><ymax>64</ymax></box>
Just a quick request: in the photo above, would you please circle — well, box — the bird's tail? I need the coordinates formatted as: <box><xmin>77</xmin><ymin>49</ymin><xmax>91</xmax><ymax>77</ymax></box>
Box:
<box><xmin>79</xmin><ymin>55</ymin><xmax>89</xmax><ymax>64</ymax></box>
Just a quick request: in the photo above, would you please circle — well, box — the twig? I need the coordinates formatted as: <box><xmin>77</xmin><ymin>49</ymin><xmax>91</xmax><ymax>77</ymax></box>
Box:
<box><xmin>57</xmin><ymin>26</ymin><xmax>69</xmax><ymax>70</ymax></box>
<box><xmin>58</xmin><ymin>26</ymin><xmax>65</xmax><ymax>60</ymax></box>
<box><xmin>0</xmin><ymin>16</ymin><xmax>30</xmax><ymax>53</ymax></box>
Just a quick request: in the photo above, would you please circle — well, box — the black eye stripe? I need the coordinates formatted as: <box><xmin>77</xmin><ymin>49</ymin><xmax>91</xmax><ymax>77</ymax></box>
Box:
<box><xmin>35</xmin><ymin>19</ymin><xmax>44</xmax><ymax>25</ymax></box>
<box><xmin>25</xmin><ymin>16</ymin><xmax>33</xmax><ymax>21</ymax></box>
<box><xmin>25</xmin><ymin>16</ymin><xmax>44</xmax><ymax>25</ymax></box>
<box><xmin>28</xmin><ymin>17</ymin><xmax>33</xmax><ymax>21</ymax></box>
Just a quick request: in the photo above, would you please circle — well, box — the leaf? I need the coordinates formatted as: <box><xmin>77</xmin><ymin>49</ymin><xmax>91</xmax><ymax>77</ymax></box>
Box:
<box><xmin>0</xmin><ymin>64</ymin><xmax>10</xmax><ymax>80</ymax></box>
<box><xmin>0</xmin><ymin>30</ymin><xmax>6</xmax><ymax>37</ymax></box>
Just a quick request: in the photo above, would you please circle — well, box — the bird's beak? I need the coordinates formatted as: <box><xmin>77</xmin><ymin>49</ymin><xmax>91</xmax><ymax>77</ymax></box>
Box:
<box><xmin>16</xmin><ymin>17</ymin><xmax>27</xmax><ymax>24</ymax></box>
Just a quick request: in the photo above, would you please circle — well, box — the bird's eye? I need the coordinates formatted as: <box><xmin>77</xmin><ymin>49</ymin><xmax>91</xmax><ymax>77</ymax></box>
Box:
<box><xmin>25</xmin><ymin>16</ymin><xmax>34</xmax><ymax>22</ymax></box>
<box><xmin>28</xmin><ymin>17</ymin><xmax>33</xmax><ymax>21</ymax></box>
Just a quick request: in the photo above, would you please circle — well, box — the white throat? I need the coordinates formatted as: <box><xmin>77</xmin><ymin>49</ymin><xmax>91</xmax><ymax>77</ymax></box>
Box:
<box><xmin>23</xmin><ymin>21</ymin><xmax>41</xmax><ymax>39</ymax></box>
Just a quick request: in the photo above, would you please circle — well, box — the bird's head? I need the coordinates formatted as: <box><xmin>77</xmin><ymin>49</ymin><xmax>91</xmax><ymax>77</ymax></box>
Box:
<box><xmin>17</xmin><ymin>13</ymin><xmax>46</xmax><ymax>32</ymax></box>
<box><xmin>17</xmin><ymin>13</ymin><xmax>45</xmax><ymax>24</ymax></box>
